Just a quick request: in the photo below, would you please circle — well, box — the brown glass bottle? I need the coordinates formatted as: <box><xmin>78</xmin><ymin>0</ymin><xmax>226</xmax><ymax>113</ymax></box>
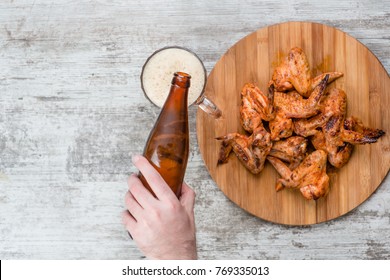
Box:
<box><xmin>139</xmin><ymin>72</ymin><xmax>190</xmax><ymax>198</ymax></box>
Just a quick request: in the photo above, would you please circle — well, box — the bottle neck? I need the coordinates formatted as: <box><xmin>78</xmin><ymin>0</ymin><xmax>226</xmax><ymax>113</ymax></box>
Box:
<box><xmin>171</xmin><ymin>72</ymin><xmax>191</xmax><ymax>89</ymax></box>
<box><xmin>158</xmin><ymin>72</ymin><xmax>191</xmax><ymax>120</ymax></box>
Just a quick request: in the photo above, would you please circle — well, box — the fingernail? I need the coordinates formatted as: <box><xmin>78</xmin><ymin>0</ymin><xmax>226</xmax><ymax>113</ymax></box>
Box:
<box><xmin>132</xmin><ymin>154</ymin><xmax>141</xmax><ymax>164</ymax></box>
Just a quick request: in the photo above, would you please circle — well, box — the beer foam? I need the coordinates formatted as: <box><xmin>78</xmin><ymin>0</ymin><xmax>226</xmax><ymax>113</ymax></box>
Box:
<box><xmin>142</xmin><ymin>48</ymin><xmax>206</xmax><ymax>107</ymax></box>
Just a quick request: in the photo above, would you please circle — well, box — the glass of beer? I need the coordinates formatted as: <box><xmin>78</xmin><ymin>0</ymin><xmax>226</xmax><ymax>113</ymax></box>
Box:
<box><xmin>140</xmin><ymin>46</ymin><xmax>221</xmax><ymax>118</ymax></box>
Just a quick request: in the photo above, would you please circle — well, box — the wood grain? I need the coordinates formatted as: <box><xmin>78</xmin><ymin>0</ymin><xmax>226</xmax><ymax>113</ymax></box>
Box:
<box><xmin>197</xmin><ymin>22</ymin><xmax>390</xmax><ymax>225</ymax></box>
<box><xmin>1</xmin><ymin>0</ymin><xmax>389</xmax><ymax>260</ymax></box>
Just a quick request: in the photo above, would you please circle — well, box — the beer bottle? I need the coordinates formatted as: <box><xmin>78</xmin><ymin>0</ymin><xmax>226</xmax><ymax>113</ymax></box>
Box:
<box><xmin>139</xmin><ymin>72</ymin><xmax>190</xmax><ymax>198</ymax></box>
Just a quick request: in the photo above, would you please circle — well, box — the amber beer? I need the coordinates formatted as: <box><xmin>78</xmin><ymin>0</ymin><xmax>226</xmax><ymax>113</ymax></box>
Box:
<box><xmin>139</xmin><ymin>72</ymin><xmax>190</xmax><ymax>197</ymax></box>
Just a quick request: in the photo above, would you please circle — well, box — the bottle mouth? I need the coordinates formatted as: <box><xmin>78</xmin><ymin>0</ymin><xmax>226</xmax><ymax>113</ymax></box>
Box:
<box><xmin>174</xmin><ymin>72</ymin><xmax>192</xmax><ymax>79</ymax></box>
<box><xmin>172</xmin><ymin>72</ymin><xmax>191</xmax><ymax>88</ymax></box>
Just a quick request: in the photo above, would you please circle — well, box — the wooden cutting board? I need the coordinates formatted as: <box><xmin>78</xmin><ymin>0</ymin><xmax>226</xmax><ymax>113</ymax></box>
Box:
<box><xmin>196</xmin><ymin>21</ymin><xmax>390</xmax><ymax>225</ymax></box>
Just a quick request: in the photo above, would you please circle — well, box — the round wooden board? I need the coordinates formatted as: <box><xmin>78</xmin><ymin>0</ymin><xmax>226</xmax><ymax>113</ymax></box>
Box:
<box><xmin>196</xmin><ymin>21</ymin><xmax>390</xmax><ymax>225</ymax></box>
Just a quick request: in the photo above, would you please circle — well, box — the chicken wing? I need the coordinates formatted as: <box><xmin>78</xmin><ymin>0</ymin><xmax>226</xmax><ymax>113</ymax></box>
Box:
<box><xmin>272</xmin><ymin>47</ymin><xmax>311</xmax><ymax>95</ymax></box>
<box><xmin>294</xmin><ymin>87</ymin><xmax>346</xmax><ymax>139</ymax></box>
<box><xmin>341</xmin><ymin>116</ymin><xmax>385</xmax><ymax>144</ymax></box>
<box><xmin>269</xmin><ymin>108</ymin><xmax>294</xmax><ymax>141</ymax></box>
<box><xmin>268</xmin><ymin>136</ymin><xmax>308</xmax><ymax>169</ymax></box>
<box><xmin>294</xmin><ymin>88</ymin><xmax>385</xmax><ymax>168</ymax></box>
<box><xmin>216</xmin><ymin>125</ymin><xmax>272</xmax><ymax>174</ymax></box>
<box><xmin>267</xmin><ymin>150</ymin><xmax>330</xmax><ymax>200</ymax></box>
<box><xmin>275</xmin><ymin>74</ymin><xmax>328</xmax><ymax>118</ymax></box>
<box><xmin>269</xmin><ymin>74</ymin><xmax>329</xmax><ymax>140</ymax></box>
<box><xmin>271</xmin><ymin>47</ymin><xmax>343</xmax><ymax>97</ymax></box>
<box><xmin>311</xmin><ymin>130</ymin><xmax>354</xmax><ymax>168</ymax></box>
<box><xmin>240</xmin><ymin>83</ymin><xmax>274</xmax><ymax>133</ymax></box>
<box><xmin>310</xmin><ymin>72</ymin><xmax>343</xmax><ymax>92</ymax></box>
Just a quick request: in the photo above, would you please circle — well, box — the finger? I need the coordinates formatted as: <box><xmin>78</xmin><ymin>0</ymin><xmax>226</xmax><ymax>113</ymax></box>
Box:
<box><xmin>122</xmin><ymin>210</ymin><xmax>137</xmax><ymax>234</ymax></box>
<box><xmin>179</xmin><ymin>181</ymin><xmax>196</xmax><ymax>215</ymax></box>
<box><xmin>128</xmin><ymin>174</ymin><xmax>157</xmax><ymax>208</ymax></box>
<box><xmin>124</xmin><ymin>191</ymin><xmax>143</xmax><ymax>220</ymax></box>
<box><xmin>132</xmin><ymin>155</ymin><xmax>176</xmax><ymax>202</ymax></box>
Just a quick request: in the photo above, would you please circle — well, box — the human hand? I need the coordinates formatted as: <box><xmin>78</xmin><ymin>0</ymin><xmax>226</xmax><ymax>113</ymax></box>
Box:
<box><xmin>122</xmin><ymin>155</ymin><xmax>197</xmax><ymax>260</ymax></box>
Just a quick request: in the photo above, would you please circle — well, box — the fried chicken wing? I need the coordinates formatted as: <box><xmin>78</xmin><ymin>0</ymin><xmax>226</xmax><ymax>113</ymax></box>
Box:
<box><xmin>267</xmin><ymin>150</ymin><xmax>330</xmax><ymax>200</ymax></box>
<box><xmin>271</xmin><ymin>47</ymin><xmax>343</xmax><ymax>97</ymax></box>
<box><xmin>341</xmin><ymin>116</ymin><xmax>385</xmax><ymax>144</ymax></box>
<box><xmin>294</xmin><ymin>87</ymin><xmax>345</xmax><ymax>137</ymax></box>
<box><xmin>272</xmin><ymin>47</ymin><xmax>311</xmax><ymax>95</ymax></box>
<box><xmin>217</xmin><ymin>125</ymin><xmax>272</xmax><ymax>174</ymax></box>
<box><xmin>310</xmin><ymin>72</ymin><xmax>343</xmax><ymax>92</ymax></box>
<box><xmin>269</xmin><ymin>75</ymin><xmax>329</xmax><ymax>140</ymax></box>
<box><xmin>268</xmin><ymin>136</ymin><xmax>308</xmax><ymax>169</ymax></box>
<box><xmin>294</xmin><ymin>88</ymin><xmax>385</xmax><ymax>167</ymax></box>
<box><xmin>311</xmin><ymin>130</ymin><xmax>354</xmax><ymax>168</ymax></box>
<box><xmin>295</xmin><ymin>88</ymin><xmax>354</xmax><ymax>167</ymax></box>
<box><xmin>240</xmin><ymin>83</ymin><xmax>274</xmax><ymax>133</ymax></box>
<box><xmin>269</xmin><ymin>108</ymin><xmax>294</xmax><ymax>141</ymax></box>
<box><xmin>276</xmin><ymin>74</ymin><xmax>328</xmax><ymax>118</ymax></box>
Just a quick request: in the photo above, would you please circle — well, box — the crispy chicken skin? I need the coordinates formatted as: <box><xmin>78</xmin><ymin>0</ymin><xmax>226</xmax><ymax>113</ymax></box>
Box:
<box><xmin>268</xmin><ymin>136</ymin><xmax>308</xmax><ymax>170</ymax></box>
<box><xmin>216</xmin><ymin>125</ymin><xmax>272</xmax><ymax>174</ymax></box>
<box><xmin>272</xmin><ymin>47</ymin><xmax>311</xmax><ymax>96</ymax></box>
<box><xmin>267</xmin><ymin>150</ymin><xmax>330</xmax><ymax>200</ymax></box>
<box><xmin>240</xmin><ymin>83</ymin><xmax>274</xmax><ymax>133</ymax></box>
<box><xmin>218</xmin><ymin>83</ymin><xmax>274</xmax><ymax>174</ymax></box>
<box><xmin>310</xmin><ymin>72</ymin><xmax>343</xmax><ymax>92</ymax></box>
<box><xmin>294</xmin><ymin>87</ymin><xmax>346</xmax><ymax>137</ymax></box>
<box><xmin>341</xmin><ymin>116</ymin><xmax>385</xmax><ymax>144</ymax></box>
<box><xmin>269</xmin><ymin>108</ymin><xmax>294</xmax><ymax>141</ymax></box>
<box><xmin>271</xmin><ymin>47</ymin><xmax>343</xmax><ymax>97</ymax></box>
<box><xmin>294</xmin><ymin>88</ymin><xmax>385</xmax><ymax>167</ymax></box>
<box><xmin>269</xmin><ymin>74</ymin><xmax>329</xmax><ymax>140</ymax></box>
<box><xmin>274</xmin><ymin>74</ymin><xmax>328</xmax><ymax>118</ymax></box>
<box><xmin>311</xmin><ymin>130</ymin><xmax>354</xmax><ymax>168</ymax></box>
<box><xmin>294</xmin><ymin>87</ymin><xmax>346</xmax><ymax>147</ymax></box>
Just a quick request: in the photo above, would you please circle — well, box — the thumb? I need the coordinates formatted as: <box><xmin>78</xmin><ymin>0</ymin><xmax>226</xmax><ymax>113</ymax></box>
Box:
<box><xmin>179</xmin><ymin>182</ymin><xmax>195</xmax><ymax>215</ymax></box>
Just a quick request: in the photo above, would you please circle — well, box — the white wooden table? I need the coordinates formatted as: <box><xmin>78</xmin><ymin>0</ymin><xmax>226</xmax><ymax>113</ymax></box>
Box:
<box><xmin>1</xmin><ymin>0</ymin><xmax>389</xmax><ymax>259</ymax></box>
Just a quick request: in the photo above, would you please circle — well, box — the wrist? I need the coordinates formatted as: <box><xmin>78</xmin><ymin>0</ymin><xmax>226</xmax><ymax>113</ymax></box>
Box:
<box><xmin>148</xmin><ymin>239</ymin><xmax>197</xmax><ymax>260</ymax></box>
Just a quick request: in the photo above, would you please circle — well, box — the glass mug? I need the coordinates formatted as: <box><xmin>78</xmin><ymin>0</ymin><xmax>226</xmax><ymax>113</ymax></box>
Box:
<box><xmin>140</xmin><ymin>46</ymin><xmax>222</xmax><ymax>118</ymax></box>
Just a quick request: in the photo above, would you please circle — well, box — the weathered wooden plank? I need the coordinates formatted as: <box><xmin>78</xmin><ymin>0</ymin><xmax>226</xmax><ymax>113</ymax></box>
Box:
<box><xmin>0</xmin><ymin>0</ymin><xmax>389</xmax><ymax>259</ymax></box>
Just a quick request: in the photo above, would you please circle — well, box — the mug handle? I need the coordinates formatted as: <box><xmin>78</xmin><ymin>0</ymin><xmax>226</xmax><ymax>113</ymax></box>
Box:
<box><xmin>195</xmin><ymin>95</ymin><xmax>222</xmax><ymax>118</ymax></box>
